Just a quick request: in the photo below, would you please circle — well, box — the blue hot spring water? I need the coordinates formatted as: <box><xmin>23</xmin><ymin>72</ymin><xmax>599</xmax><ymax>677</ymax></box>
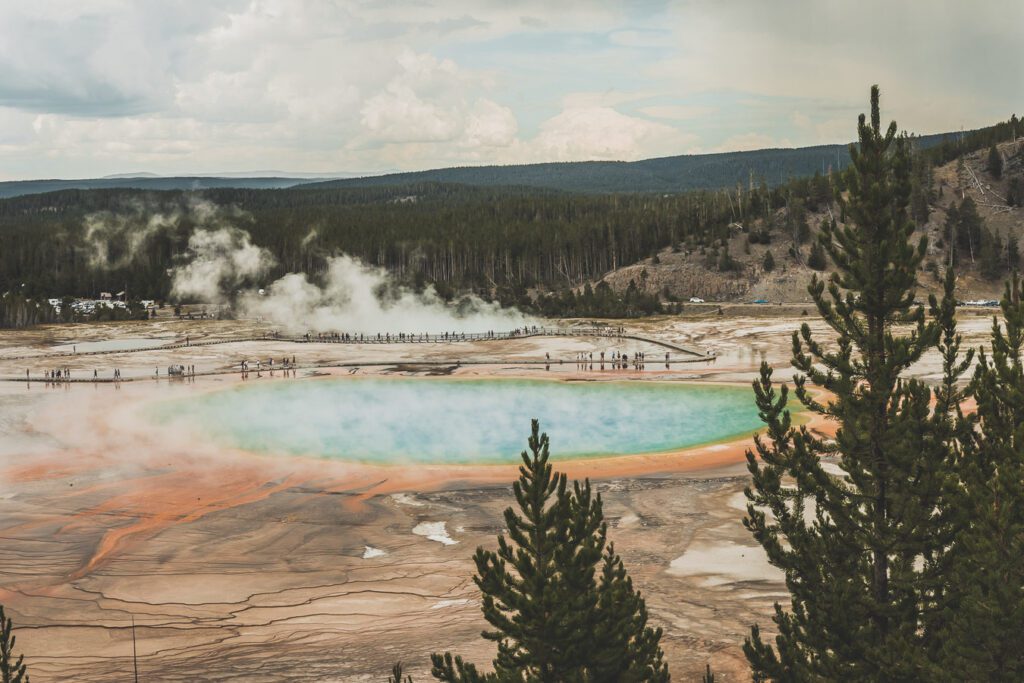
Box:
<box><xmin>156</xmin><ymin>378</ymin><xmax>764</xmax><ymax>464</ymax></box>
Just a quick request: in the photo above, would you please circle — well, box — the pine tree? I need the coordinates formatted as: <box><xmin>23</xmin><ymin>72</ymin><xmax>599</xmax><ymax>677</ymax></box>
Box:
<box><xmin>936</xmin><ymin>276</ymin><xmax>1024</xmax><ymax>680</ymax></box>
<box><xmin>0</xmin><ymin>606</ymin><xmax>28</xmax><ymax>683</ymax></box>
<box><xmin>431</xmin><ymin>420</ymin><xmax>668</xmax><ymax>682</ymax></box>
<box><xmin>1008</xmin><ymin>234</ymin><xmax>1020</xmax><ymax>273</ymax></box>
<box><xmin>796</xmin><ymin>218</ymin><xmax>811</xmax><ymax>245</ymax></box>
<box><xmin>788</xmin><ymin>197</ymin><xmax>810</xmax><ymax>244</ymax></box>
<box><xmin>718</xmin><ymin>244</ymin><xmax>737</xmax><ymax>272</ymax></box>
<box><xmin>762</xmin><ymin>250</ymin><xmax>775</xmax><ymax>272</ymax></box>
<box><xmin>987</xmin><ymin>144</ymin><xmax>1003</xmax><ymax>180</ymax></box>
<box><xmin>807</xmin><ymin>241</ymin><xmax>827</xmax><ymax>271</ymax></box>
<box><xmin>980</xmin><ymin>229</ymin><xmax>1004</xmax><ymax>280</ymax></box>
<box><xmin>1007</xmin><ymin>177</ymin><xmax>1022</xmax><ymax>207</ymax></box>
<box><xmin>909</xmin><ymin>155</ymin><xmax>933</xmax><ymax>224</ymax></box>
<box><xmin>389</xmin><ymin>663</ymin><xmax>415</xmax><ymax>683</ymax></box>
<box><xmin>743</xmin><ymin>86</ymin><xmax>956</xmax><ymax>681</ymax></box>
<box><xmin>956</xmin><ymin>196</ymin><xmax>983</xmax><ymax>263</ymax></box>
<box><xmin>589</xmin><ymin>544</ymin><xmax>670</xmax><ymax>681</ymax></box>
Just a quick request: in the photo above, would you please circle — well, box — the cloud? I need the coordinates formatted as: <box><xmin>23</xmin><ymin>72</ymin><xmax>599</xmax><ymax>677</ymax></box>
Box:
<box><xmin>608</xmin><ymin>29</ymin><xmax>673</xmax><ymax>48</ymax></box>
<box><xmin>640</xmin><ymin>104</ymin><xmax>717</xmax><ymax>121</ymax></box>
<box><xmin>462</xmin><ymin>99</ymin><xmax>518</xmax><ymax>148</ymax></box>
<box><xmin>0</xmin><ymin>0</ymin><xmax>1019</xmax><ymax>179</ymax></box>
<box><xmin>522</xmin><ymin>106</ymin><xmax>697</xmax><ymax>161</ymax></box>
<box><xmin>653</xmin><ymin>0</ymin><xmax>1023</xmax><ymax>136</ymax></box>
<box><xmin>358</xmin><ymin>50</ymin><xmax>510</xmax><ymax>147</ymax></box>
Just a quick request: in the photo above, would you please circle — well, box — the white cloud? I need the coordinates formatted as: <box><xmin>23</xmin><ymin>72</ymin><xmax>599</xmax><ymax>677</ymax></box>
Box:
<box><xmin>462</xmin><ymin>99</ymin><xmax>518</xmax><ymax>148</ymax></box>
<box><xmin>522</xmin><ymin>106</ymin><xmax>697</xmax><ymax>162</ymax></box>
<box><xmin>654</xmin><ymin>0</ymin><xmax>1023</xmax><ymax>136</ymax></box>
<box><xmin>362</xmin><ymin>82</ymin><xmax>461</xmax><ymax>144</ymax></box>
<box><xmin>357</xmin><ymin>49</ymin><xmax>517</xmax><ymax>156</ymax></box>
<box><xmin>0</xmin><ymin>0</ymin><xmax>1018</xmax><ymax>179</ymax></box>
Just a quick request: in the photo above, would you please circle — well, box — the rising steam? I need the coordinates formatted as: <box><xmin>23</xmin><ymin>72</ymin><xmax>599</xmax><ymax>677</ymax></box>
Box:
<box><xmin>83</xmin><ymin>200</ymin><xmax>182</xmax><ymax>270</ymax></box>
<box><xmin>239</xmin><ymin>255</ymin><xmax>530</xmax><ymax>333</ymax></box>
<box><xmin>171</xmin><ymin>227</ymin><xmax>275</xmax><ymax>303</ymax></box>
<box><xmin>82</xmin><ymin>197</ymin><xmax>529</xmax><ymax>331</ymax></box>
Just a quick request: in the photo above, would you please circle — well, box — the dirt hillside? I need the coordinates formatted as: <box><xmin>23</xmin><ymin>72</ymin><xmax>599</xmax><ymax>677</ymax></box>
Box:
<box><xmin>598</xmin><ymin>139</ymin><xmax>1024</xmax><ymax>303</ymax></box>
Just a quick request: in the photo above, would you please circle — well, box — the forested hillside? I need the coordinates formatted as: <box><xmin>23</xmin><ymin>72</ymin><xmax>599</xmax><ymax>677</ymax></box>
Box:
<box><xmin>0</xmin><ymin>179</ymin><xmax>816</xmax><ymax>300</ymax></box>
<box><xmin>0</xmin><ymin>116</ymin><xmax>1019</xmax><ymax>314</ymax></box>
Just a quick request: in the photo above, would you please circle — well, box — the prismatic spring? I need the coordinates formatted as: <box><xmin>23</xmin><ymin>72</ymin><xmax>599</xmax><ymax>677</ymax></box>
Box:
<box><xmin>156</xmin><ymin>378</ymin><xmax>764</xmax><ymax>464</ymax></box>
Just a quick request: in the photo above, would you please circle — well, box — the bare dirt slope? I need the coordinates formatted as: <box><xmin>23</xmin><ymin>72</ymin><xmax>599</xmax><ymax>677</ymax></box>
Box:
<box><xmin>599</xmin><ymin>139</ymin><xmax>1024</xmax><ymax>304</ymax></box>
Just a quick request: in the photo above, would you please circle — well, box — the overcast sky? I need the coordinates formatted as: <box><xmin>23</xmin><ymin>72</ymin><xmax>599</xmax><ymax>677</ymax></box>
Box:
<box><xmin>0</xmin><ymin>0</ymin><xmax>1020</xmax><ymax>180</ymax></box>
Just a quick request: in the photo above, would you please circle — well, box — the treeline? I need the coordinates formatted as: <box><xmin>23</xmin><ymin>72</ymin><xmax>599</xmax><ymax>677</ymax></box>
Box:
<box><xmin>0</xmin><ymin>176</ymin><xmax>828</xmax><ymax>302</ymax></box>
<box><xmin>918</xmin><ymin>114</ymin><xmax>1020</xmax><ymax>168</ymax></box>
<box><xmin>0</xmin><ymin>293</ymin><xmax>58</xmax><ymax>329</ymax></box>
<box><xmin>530</xmin><ymin>280</ymin><xmax>668</xmax><ymax>318</ymax></box>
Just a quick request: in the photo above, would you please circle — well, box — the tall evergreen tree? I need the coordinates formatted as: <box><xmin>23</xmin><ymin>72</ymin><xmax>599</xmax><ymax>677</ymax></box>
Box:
<box><xmin>807</xmin><ymin>241</ymin><xmax>827</xmax><ymax>271</ymax></box>
<box><xmin>742</xmin><ymin>86</ymin><xmax>955</xmax><ymax>681</ymax></box>
<box><xmin>980</xmin><ymin>229</ymin><xmax>1004</xmax><ymax>280</ymax></box>
<box><xmin>1007</xmin><ymin>176</ymin><xmax>1022</xmax><ymax>207</ymax></box>
<box><xmin>908</xmin><ymin>153</ymin><xmax>933</xmax><ymax>225</ymax></box>
<box><xmin>431</xmin><ymin>420</ymin><xmax>668</xmax><ymax>682</ymax></box>
<box><xmin>0</xmin><ymin>606</ymin><xmax>28</xmax><ymax>683</ymax></box>
<box><xmin>956</xmin><ymin>196</ymin><xmax>984</xmax><ymax>263</ymax></box>
<box><xmin>936</xmin><ymin>277</ymin><xmax>1024</xmax><ymax>680</ymax></box>
<box><xmin>987</xmin><ymin>144</ymin><xmax>1003</xmax><ymax>180</ymax></box>
<box><xmin>942</xmin><ymin>201</ymin><xmax>961</xmax><ymax>265</ymax></box>
<box><xmin>388</xmin><ymin>663</ymin><xmax>415</xmax><ymax>683</ymax></box>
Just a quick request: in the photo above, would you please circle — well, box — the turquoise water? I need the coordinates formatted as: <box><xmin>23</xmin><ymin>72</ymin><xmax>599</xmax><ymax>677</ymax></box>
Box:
<box><xmin>156</xmin><ymin>378</ymin><xmax>763</xmax><ymax>464</ymax></box>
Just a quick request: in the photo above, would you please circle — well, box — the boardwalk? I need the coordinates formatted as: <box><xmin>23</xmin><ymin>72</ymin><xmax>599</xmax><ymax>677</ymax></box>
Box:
<box><xmin>2</xmin><ymin>327</ymin><xmax>713</xmax><ymax>382</ymax></box>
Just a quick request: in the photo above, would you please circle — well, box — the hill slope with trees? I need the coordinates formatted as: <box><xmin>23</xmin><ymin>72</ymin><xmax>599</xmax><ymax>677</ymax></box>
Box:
<box><xmin>0</xmin><ymin>117</ymin><xmax>1019</xmax><ymax>321</ymax></box>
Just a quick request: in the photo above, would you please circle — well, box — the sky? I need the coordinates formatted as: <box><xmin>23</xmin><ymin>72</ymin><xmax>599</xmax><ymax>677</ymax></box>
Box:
<box><xmin>0</xmin><ymin>0</ymin><xmax>1020</xmax><ymax>180</ymax></box>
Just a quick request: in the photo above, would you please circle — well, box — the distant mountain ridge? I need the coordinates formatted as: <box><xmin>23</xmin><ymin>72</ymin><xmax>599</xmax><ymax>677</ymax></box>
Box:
<box><xmin>303</xmin><ymin>130</ymin><xmax>966</xmax><ymax>194</ymax></box>
<box><xmin>0</xmin><ymin>129</ymin><xmax>972</xmax><ymax>199</ymax></box>
<box><xmin>0</xmin><ymin>176</ymin><xmax>314</xmax><ymax>199</ymax></box>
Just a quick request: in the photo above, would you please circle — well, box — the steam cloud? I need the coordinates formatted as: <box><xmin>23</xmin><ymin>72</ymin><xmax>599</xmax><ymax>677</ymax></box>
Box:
<box><xmin>171</xmin><ymin>227</ymin><xmax>275</xmax><ymax>303</ymax></box>
<box><xmin>239</xmin><ymin>255</ymin><xmax>531</xmax><ymax>333</ymax></box>
<box><xmin>83</xmin><ymin>201</ymin><xmax>182</xmax><ymax>270</ymax></box>
<box><xmin>82</xmin><ymin>197</ymin><xmax>530</xmax><ymax>332</ymax></box>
